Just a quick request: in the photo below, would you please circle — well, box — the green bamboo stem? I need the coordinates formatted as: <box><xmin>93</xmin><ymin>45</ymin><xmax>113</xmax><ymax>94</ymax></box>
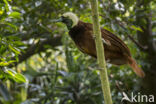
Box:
<box><xmin>90</xmin><ymin>0</ymin><xmax>113</xmax><ymax>104</ymax></box>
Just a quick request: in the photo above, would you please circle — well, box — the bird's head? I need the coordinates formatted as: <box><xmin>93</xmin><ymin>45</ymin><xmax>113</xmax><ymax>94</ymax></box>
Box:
<box><xmin>54</xmin><ymin>12</ymin><xmax>79</xmax><ymax>30</ymax></box>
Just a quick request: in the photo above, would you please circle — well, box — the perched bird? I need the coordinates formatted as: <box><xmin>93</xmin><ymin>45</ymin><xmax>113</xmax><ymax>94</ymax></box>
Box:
<box><xmin>55</xmin><ymin>12</ymin><xmax>145</xmax><ymax>77</ymax></box>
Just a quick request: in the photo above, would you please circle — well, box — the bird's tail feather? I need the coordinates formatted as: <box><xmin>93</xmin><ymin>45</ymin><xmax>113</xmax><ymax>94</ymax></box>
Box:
<box><xmin>127</xmin><ymin>56</ymin><xmax>145</xmax><ymax>78</ymax></box>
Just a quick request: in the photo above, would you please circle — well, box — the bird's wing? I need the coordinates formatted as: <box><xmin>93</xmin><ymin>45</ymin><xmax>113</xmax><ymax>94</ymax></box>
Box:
<box><xmin>83</xmin><ymin>21</ymin><xmax>131</xmax><ymax>56</ymax></box>
<box><xmin>101</xmin><ymin>29</ymin><xmax>131</xmax><ymax>56</ymax></box>
<box><xmin>84</xmin><ymin>22</ymin><xmax>111</xmax><ymax>46</ymax></box>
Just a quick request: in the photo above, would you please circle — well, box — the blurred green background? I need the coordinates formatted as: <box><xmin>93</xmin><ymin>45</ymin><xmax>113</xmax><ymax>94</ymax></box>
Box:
<box><xmin>0</xmin><ymin>0</ymin><xmax>155</xmax><ymax>104</ymax></box>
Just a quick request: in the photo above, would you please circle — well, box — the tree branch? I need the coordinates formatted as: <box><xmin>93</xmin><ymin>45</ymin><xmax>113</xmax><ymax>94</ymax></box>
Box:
<box><xmin>114</xmin><ymin>19</ymin><xmax>148</xmax><ymax>51</ymax></box>
<box><xmin>9</xmin><ymin>35</ymin><xmax>62</xmax><ymax>67</ymax></box>
<box><xmin>127</xmin><ymin>34</ymin><xmax>148</xmax><ymax>51</ymax></box>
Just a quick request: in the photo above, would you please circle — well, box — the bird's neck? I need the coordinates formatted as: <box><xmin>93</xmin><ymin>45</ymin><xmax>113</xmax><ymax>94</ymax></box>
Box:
<box><xmin>67</xmin><ymin>20</ymin><xmax>79</xmax><ymax>30</ymax></box>
<box><xmin>69</xmin><ymin>21</ymin><xmax>85</xmax><ymax>39</ymax></box>
<box><xmin>66</xmin><ymin>22</ymin><xmax>72</xmax><ymax>30</ymax></box>
<box><xmin>66</xmin><ymin>24</ymin><xmax>72</xmax><ymax>30</ymax></box>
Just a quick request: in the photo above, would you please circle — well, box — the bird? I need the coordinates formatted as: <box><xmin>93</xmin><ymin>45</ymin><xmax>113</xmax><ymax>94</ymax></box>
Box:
<box><xmin>55</xmin><ymin>12</ymin><xmax>145</xmax><ymax>78</ymax></box>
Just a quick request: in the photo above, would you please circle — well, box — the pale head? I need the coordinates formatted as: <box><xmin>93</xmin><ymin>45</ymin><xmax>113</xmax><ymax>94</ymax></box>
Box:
<box><xmin>54</xmin><ymin>12</ymin><xmax>79</xmax><ymax>30</ymax></box>
<box><xmin>62</xmin><ymin>12</ymin><xmax>79</xmax><ymax>28</ymax></box>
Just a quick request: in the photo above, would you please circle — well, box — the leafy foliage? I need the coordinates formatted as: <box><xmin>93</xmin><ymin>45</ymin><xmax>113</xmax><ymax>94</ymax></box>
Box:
<box><xmin>0</xmin><ymin>0</ymin><xmax>26</xmax><ymax>82</ymax></box>
<box><xmin>0</xmin><ymin>0</ymin><xmax>155</xmax><ymax>104</ymax></box>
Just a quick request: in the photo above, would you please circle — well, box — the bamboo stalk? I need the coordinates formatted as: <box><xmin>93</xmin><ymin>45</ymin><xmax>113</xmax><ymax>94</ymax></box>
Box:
<box><xmin>90</xmin><ymin>0</ymin><xmax>113</xmax><ymax>104</ymax></box>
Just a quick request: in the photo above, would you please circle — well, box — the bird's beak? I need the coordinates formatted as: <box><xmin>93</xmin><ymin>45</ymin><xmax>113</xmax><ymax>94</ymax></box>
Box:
<box><xmin>51</xmin><ymin>17</ymin><xmax>63</xmax><ymax>23</ymax></box>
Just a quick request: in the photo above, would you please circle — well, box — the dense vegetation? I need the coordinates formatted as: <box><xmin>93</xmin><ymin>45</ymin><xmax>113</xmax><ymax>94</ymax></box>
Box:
<box><xmin>0</xmin><ymin>0</ymin><xmax>155</xmax><ymax>104</ymax></box>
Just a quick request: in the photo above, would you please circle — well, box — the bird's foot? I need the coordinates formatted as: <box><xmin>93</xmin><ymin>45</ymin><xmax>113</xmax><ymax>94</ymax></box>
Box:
<box><xmin>106</xmin><ymin>59</ymin><xmax>111</xmax><ymax>63</ymax></box>
<box><xmin>93</xmin><ymin>35</ymin><xmax>96</xmax><ymax>39</ymax></box>
<box><xmin>92</xmin><ymin>35</ymin><xmax>111</xmax><ymax>46</ymax></box>
<box><xmin>102</xmin><ymin>38</ymin><xmax>111</xmax><ymax>46</ymax></box>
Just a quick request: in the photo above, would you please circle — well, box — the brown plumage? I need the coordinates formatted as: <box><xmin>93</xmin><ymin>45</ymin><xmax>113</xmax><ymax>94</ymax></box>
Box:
<box><xmin>57</xmin><ymin>12</ymin><xmax>145</xmax><ymax>77</ymax></box>
<box><xmin>68</xmin><ymin>21</ymin><xmax>145</xmax><ymax>78</ymax></box>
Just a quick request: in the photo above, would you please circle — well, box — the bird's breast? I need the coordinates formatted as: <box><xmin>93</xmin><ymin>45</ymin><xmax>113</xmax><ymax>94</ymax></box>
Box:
<box><xmin>69</xmin><ymin>26</ymin><xmax>97</xmax><ymax>57</ymax></box>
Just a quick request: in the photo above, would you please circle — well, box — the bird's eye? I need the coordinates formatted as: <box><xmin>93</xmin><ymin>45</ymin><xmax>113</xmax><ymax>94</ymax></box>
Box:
<box><xmin>61</xmin><ymin>16</ymin><xmax>65</xmax><ymax>18</ymax></box>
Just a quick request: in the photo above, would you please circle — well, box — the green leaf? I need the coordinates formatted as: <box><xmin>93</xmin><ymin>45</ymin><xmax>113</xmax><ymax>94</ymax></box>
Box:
<box><xmin>2</xmin><ymin>22</ymin><xmax>17</xmax><ymax>31</ymax></box>
<box><xmin>6</xmin><ymin>70</ymin><xmax>26</xmax><ymax>83</ymax></box>
<box><xmin>3</xmin><ymin>0</ymin><xmax>9</xmax><ymax>12</ymax></box>
<box><xmin>9</xmin><ymin>12</ymin><xmax>21</xmax><ymax>19</ymax></box>
<box><xmin>0</xmin><ymin>45</ymin><xmax>7</xmax><ymax>54</ymax></box>
<box><xmin>0</xmin><ymin>60</ymin><xmax>16</xmax><ymax>66</ymax></box>
<box><xmin>0</xmin><ymin>62</ymin><xmax>9</xmax><ymax>66</ymax></box>
<box><xmin>103</xmin><ymin>26</ymin><xmax>114</xmax><ymax>33</ymax></box>
<box><xmin>14</xmin><ymin>73</ymin><xmax>26</xmax><ymax>83</ymax></box>
<box><xmin>131</xmin><ymin>25</ymin><xmax>143</xmax><ymax>32</ymax></box>
<box><xmin>6</xmin><ymin>70</ymin><xmax>15</xmax><ymax>77</ymax></box>
<box><xmin>9</xmin><ymin>45</ymin><xmax>20</xmax><ymax>55</ymax></box>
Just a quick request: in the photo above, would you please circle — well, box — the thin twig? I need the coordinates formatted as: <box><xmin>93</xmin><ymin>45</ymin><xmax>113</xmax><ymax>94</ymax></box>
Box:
<box><xmin>127</xmin><ymin>35</ymin><xmax>148</xmax><ymax>51</ymax></box>
<box><xmin>114</xmin><ymin>19</ymin><xmax>148</xmax><ymax>51</ymax></box>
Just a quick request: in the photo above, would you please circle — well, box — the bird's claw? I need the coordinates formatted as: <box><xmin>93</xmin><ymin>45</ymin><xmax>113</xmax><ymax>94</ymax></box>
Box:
<box><xmin>92</xmin><ymin>35</ymin><xmax>111</xmax><ymax>46</ymax></box>
<box><xmin>93</xmin><ymin>35</ymin><xmax>96</xmax><ymax>39</ymax></box>
<box><xmin>102</xmin><ymin>38</ymin><xmax>109</xmax><ymax>45</ymax></box>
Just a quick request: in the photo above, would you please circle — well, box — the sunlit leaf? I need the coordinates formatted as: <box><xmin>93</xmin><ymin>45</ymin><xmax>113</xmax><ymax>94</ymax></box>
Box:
<box><xmin>3</xmin><ymin>0</ymin><xmax>9</xmax><ymax>12</ymax></box>
<box><xmin>9</xmin><ymin>12</ymin><xmax>21</xmax><ymax>19</ymax></box>
<box><xmin>9</xmin><ymin>45</ymin><xmax>20</xmax><ymax>55</ymax></box>
<box><xmin>0</xmin><ymin>10</ymin><xmax>4</xmax><ymax>15</ymax></box>
<box><xmin>0</xmin><ymin>62</ymin><xmax>9</xmax><ymax>66</ymax></box>
<box><xmin>6</xmin><ymin>70</ymin><xmax>15</xmax><ymax>77</ymax></box>
<box><xmin>6</xmin><ymin>69</ymin><xmax>26</xmax><ymax>83</ymax></box>
<box><xmin>131</xmin><ymin>25</ymin><xmax>143</xmax><ymax>32</ymax></box>
<box><xmin>14</xmin><ymin>73</ymin><xmax>26</xmax><ymax>83</ymax></box>
<box><xmin>0</xmin><ymin>60</ymin><xmax>16</xmax><ymax>66</ymax></box>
